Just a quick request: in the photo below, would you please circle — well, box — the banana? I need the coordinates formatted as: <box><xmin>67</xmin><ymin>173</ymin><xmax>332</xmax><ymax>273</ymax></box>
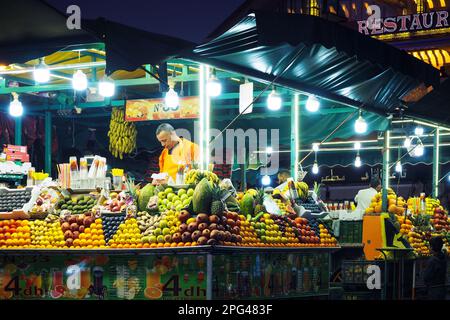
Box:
<box><xmin>109</xmin><ymin>107</ymin><xmax>137</xmax><ymax>159</ymax></box>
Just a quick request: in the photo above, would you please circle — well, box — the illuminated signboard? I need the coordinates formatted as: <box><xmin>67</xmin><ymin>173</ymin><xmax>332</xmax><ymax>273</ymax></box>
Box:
<box><xmin>357</xmin><ymin>10</ymin><xmax>449</xmax><ymax>35</ymax></box>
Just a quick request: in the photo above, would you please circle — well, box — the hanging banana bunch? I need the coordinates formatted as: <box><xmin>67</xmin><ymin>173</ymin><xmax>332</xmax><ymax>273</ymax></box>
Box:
<box><xmin>108</xmin><ymin>107</ymin><xmax>137</xmax><ymax>160</ymax></box>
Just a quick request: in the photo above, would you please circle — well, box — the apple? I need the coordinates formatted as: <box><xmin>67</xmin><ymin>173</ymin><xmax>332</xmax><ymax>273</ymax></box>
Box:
<box><xmin>178</xmin><ymin>210</ymin><xmax>190</xmax><ymax>223</ymax></box>
<box><xmin>70</xmin><ymin>223</ymin><xmax>79</xmax><ymax>232</ymax></box>
<box><xmin>64</xmin><ymin>230</ymin><xmax>73</xmax><ymax>239</ymax></box>
<box><xmin>76</xmin><ymin>215</ymin><xmax>85</xmax><ymax>225</ymax></box>
<box><xmin>226</xmin><ymin>219</ymin><xmax>236</xmax><ymax>228</ymax></box>
<box><xmin>79</xmin><ymin>225</ymin><xmax>85</xmax><ymax>233</ymax></box>
<box><xmin>61</xmin><ymin>222</ymin><xmax>70</xmax><ymax>232</ymax></box>
<box><xmin>209</xmin><ymin>215</ymin><xmax>220</xmax><ymax>224</ymax></box>
<box><xmin>210</xmin><ymin>230</ymin><xmax>220</xmax><ymax>240</ymax></box>
<box><xmin>209</xmin><ymin>223</ymin><xmax>218</xmax><ymax>231</ymax></box>
<box><xmin>72</xmin><ymin>231</ymin><xmax>80</xmax><ymax>239</ymax></box>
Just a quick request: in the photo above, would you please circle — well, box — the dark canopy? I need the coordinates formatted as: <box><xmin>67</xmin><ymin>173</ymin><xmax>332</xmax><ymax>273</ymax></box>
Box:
<box><xmin>191</xmin><ymin>11</ymin><xmax>440</xmax><ymax>117</ymax></box>
<box><xmin>0</xmin><ymin>0</ymin><xmax>194</xmax><ymax>72</ymax></box>
<box><xmin>409</xmin><ymin>79</ymin><xmax>450</xmax><ymax>125</ymax></box>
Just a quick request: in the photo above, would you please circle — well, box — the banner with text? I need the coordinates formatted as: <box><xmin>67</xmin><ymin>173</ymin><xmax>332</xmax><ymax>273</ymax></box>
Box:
<box><xmin>125</xmin><ymin>97</ymin><xmax>199</xmax><ymax>122</ymax></box>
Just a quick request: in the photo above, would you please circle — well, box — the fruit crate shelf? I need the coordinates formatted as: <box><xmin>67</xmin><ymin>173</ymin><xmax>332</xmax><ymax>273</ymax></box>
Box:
<box><xmin>0</xmin><ymin>245</ymin><xmax>341</xmax><ymax>256</ymax></box>
<box><xmin>339</xmin><ymin>243</ymin><xmax>364</xmax><ymax>249</ymax></box>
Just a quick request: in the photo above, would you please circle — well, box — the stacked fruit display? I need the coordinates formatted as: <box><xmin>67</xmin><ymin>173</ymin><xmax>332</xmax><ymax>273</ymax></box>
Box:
<box><xmin>294</xmin><ymin>217</ymin><xmax>320</xmax><ymax>245</ymax></box>
<box><xmin>28</xmin><ymin>190</ymin><xmax>55</xmax><ymax>217</ymax></box>
<box><xmin>398</xmin><ymin>216</ymin><xmax>413</xmax><ymax>235</ymax></box>
<box><xmin>56</xmin><ymin>195</ymin><xmax>96</xmax><ymax>215</ymax></box>
<box><xmin>108</xmin><ymin>218</ymin><xmax>142</xmax><ymax>248</ymax></box>
<box><xmin>318</xmin><ymin>223</ymin><xmax>337</xmax><ymax>246</ymax></box>
<box><xmin>0</xmin><ymin>189</ymin><xmax>32</xmax><ymax>212</ymax></box>
<box><xmin>73</xmin><ymin>219</ymin><xmax>105</xmax><ymax>248</ymax></box>
<box><xmin>108</xmin><ymin>107</ymin><xmax>137</xmax><ymax>159</ymax></box>
<box><xmin>253</xmin><ymin>213</ymin><xmax>283</xmax><ymax>245</ymax></box>
<box><xmin>102</xmin><ymin>192</ymin><xmax>127</xmax><ymax>213</ymax></box>
<box><xmin>60</xmin><ymin>213</ymin><xmax>95</xmax><ymax>247</ymax></box>
<box><xmin>365</xmin><ymin>189</ymin><xmax>405</xmax><ymax>215</ymax></box>
<box><xmin>431</xmin><ymin>207</ymin><xmax>449</xmax><ymax>231</ymax></box>
<box><xmin>102</xmin><ymin>214</ymin><xmax>126</xmax><ymax>243</ymax></box>
<box><xmin>407</xmin><ymin>231</ymin><xmax>430</xmax><ymax>256</ymax></box>
<box><xmin>141</xmin><ymin>210</ymin><xmax>180</xmax><ymax>246</ymax></box>
<box><xmin>425</xmin><ymin>198</ymin><xmax>440</xmax><ymax>215</ymax></box>
<box><xmin>29</xmin><ymin>220</ymin><xmax>64</xmax><ymax>248</ymax></box>
<box><xmin>238</xmin><ymin>215</ymin><xmax>261</xmax><ymax>246</ymax></box>
<box><xmin>0</xmin><ymin>219</ymin><xmax>31</xmax><ymax>248</ymax></box>
<box><xmin>184</xmin><ymin>169</ymin><xmax>220</xmax><ymax>185</ymax></box>
<box><xmin>157</xmin><ymin>188</ymin><xmax>193</xmax><ymax>213</ymax></box>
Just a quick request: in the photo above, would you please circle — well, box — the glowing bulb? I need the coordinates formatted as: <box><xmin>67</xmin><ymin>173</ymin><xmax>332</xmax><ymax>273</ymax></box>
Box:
<box><xmin>261</xmin><ymin>175</ymin><xmax>271</xmax><ymax>186</ymax></box>
<box><xmin>207</xmin><ymin>76</ymin><xmax>222</xmax><ymax>97</ymax></box>
<box><xmin>404</xmin><ymin>137</ymin><xmax>411</xmax><ymax>148</ymax></box>
<box><xmin>9</xmin><ymin>95</ymin><xmax>23</xmax><ymax>117</ymax></box>
<box><xmin>414</xmin><ymin>144</ymin><xmax>424</xmax><ymax>157</ymax></box>
<box><xmin>72</xmin><ymin>70</ymin><xmax>88</xmax><ymax>91</ymax></box>
<box><xmin>354</xmin><ymin>115</ymin><xmax>368</xmax><ymax>134</ymax></box>
<box><xmin>165</xmin><ymin>87</ymin><xmax>179</xmax><ymax>110</ymax></box>
<box><xmin>414</xmin><ymin>126</ymin><xmax>424</xmax><ymax>136</ymax></box>
<box><xmin>33</xmin><ymin>61</ymin><xmax>50</xmax><ymax>83</ymax></box>
<box><xmin>354</xmin><ymin>155</ymin><xmax>362</xmax><ymax>167</ymax></box>
<box><xmin>306</xmin><ymin>95</ymin><xmax>320</xmax><ymax>112</ymax></box>
<box><xmin>312</xmin><ymin>143</ymin><xmax>319</xmax><ymax>152</ymax></box>
<box><xmin>312</xmin><ymin>162</ymin><xmax>319</xmax><ymax>174</ymax></box>
<box><xmin>266</xmin><ymin>146</ymin><xmax>273</xmax><ymax>154</ymax></box>
<box><xmin>267</xmin><ymin>89</ymin><xmax>282</xmax><ymax>111</ymax></box>
<box><xmin>448</xmin><ymin>174</ymin><xmax>450</xmax><ymax>182</ymax></box>
<box><xmin>98</xmin><ymin>77</ymin><xmax>115</xmax><ymax>97</ymax></box>
<box><xmin>354</xmin><ymin>142</ymin><xmax>361</xmax><ymax>150</ymax></box>
<box><xmin>395</xmin><ymin>161</ymin><xmax>402</xmax><ymax>173</ymax></box>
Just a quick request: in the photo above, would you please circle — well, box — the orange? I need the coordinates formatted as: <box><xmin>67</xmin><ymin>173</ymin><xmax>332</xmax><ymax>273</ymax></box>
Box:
<box><xmin>84</xmin><ymin>228</ymin><xmax>91</xmax><ymax>234</ymax></box>
<box><xmin>170</xmin><ymin>243</ymin><xmax>177</xmax><ymax>247</ymax></box>
<box><xmin>150</xmin><ymin>243</ymin><xmax>157</xmax><ymax>248</ymax></box>
<box><xmin>157</xmin><ymin>243</ymin><xmax>164</xmax><ymax>248</ymax></box>
<box><xmin>184</xmin><ymin>242</ymin><xmax>191</xmax><ymax>247</ymax></box>
<box><xmin>177</xmin><ymin>242</ymin><xmax>184</xmax><ymax>247</ymax></box>
<box><xmin>123</xmin><ymin>244</ymin><xmax>130</xmax><ymax>248</ymax></box>
<box><xmin>95</xmin><ymin>219</ymin><xmax>102</xmax><ymax>224</ymax></box>
<box><xmin>92</xmin><ymin>240</ymin><xmax>100</xmax><ymax>247</ymax></box>
<box><xmin>164</xmin><ymin>243</ymin><xmax>171</xmax><ymax>247</ymax></box>
<box><xmin>117</xmin><ymin>244</ymin><xmax>124</xmax><ymax>248</ymax></box>
<box><xmin>143</xmin><ymin>243</ymin><xmax>150</xmax><ymax>248</ymax></box>
<box><xmin>110</xmin><ymin>243</ymin><xmax>117</xmax><ymax>248</ymax></box>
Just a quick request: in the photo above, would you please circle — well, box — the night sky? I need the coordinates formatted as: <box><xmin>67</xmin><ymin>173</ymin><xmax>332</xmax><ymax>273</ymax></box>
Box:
<box><xmin>46</xmin><ymin>0</ymin><xmax>245</xmax><ymax>43</ymax></box>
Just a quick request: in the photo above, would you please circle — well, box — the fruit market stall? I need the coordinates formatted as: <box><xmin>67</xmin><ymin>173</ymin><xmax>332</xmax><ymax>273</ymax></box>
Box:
<box><xmin>0</xmin><ymin>164</ymin><xmax>340</xmax><ymax>300</ymax></box>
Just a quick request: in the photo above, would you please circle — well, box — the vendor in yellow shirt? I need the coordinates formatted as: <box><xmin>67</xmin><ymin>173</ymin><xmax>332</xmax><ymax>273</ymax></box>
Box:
<box><xmin>156</xmin><ymin>123</ymin><xmax>199</xmax><ymax>182</ymax></box>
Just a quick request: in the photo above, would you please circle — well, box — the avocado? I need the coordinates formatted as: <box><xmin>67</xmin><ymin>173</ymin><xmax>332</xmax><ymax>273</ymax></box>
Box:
<box><xmin>61</xmin><ymin>204</ymin><xmax>68</xmax><ymax>210</ymax></box>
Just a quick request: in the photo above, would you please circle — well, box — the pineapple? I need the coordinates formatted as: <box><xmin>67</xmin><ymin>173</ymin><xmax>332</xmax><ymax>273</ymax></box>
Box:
<box><xmin>211</xmin><ymin>186</ymin><xmax>226</xmax><ymax>216</ymax></box>
<box><xmin>253</xmin><ymin>188</ymin><xmax>266</xmax><ymax>216</ymax></box>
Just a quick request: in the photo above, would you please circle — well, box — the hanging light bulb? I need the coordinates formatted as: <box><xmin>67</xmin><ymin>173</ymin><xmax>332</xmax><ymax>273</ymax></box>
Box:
<box><xmin>312</xmin><ymin>143</ymin><xmax>319</xmax><ymax>152</ymax></box>
<box><xmin>395</xmin><ymin>161</ymin><xmax>402</xmax><ymax>173</ymax></box>
<box><xmin>98</xmin><ymin>76</ymin><xmax>115</xmax><ymax>97</ymax></box>
<box><xmin>165</xmin><ymin>87</ymin><xmax>179</xmax><ymax>110</ymax></box>
<box><xmin>354</xmin><ymin>142</ymin><xmax>361</xmax><ymax>150</ymax></box>
<box><xmin>72</xmin><ymin>70</ymin><xmax>88</xmax><ymax>91</ymax></box>
<box><xmin>9</xmin><ymin>93</ymin><xmax>23</xmax><ymax>117</ymax></box>
<box><xmin>266</xmin><ymin>146</ymin><xmax>273</xmax><ymax>154</ymax></box>
<box><xmin>447</xmin><ymin>174</ymin><xmax>450</xmax><ymax>182</ymax></box>
<box><xmin>354</xmin><ymin>111</ymin><xmax>367</xmax><ymax>134</ymax></box>
<box><xmin>261</xmin><ymin>175</ymin><xmax>271</xmax><ymax>186</ymax></box>
<box><xmin>306</xmin><ymin>95</ymin><xmax>320</xmax><ymax>112</ymax></box>
<box><xmin>414</xmin><ymin>126</ymin><xmax>424</xmax><ymax>136</ymax></box>
<box><xmin>312</xmin><ymin>161</ymin><xmax>319</xmax><ymax>174</ymax></box>
<box><xmin>403</xmin><ymin>137</ymin><xmax>411</xmax><ymax>148</ymax></box>
<box><xmin>414</xmin><ymin>143</ymin><xmax>424</xmax><ymax>157</ymax></box>
<box><xmin>354</xmin><ymin>155</ymin><xmax>362</xmax><ymax>167</ymax></box>
<box><xmin>267</xmin><ymin>89</ymin><xmax>282</xmax><ymax>111</ymax></box>
<box><xmin>207</xmin><ymin>70</ymin><xmax>222</xmax><ymax>97</ymax></box>
<box><xmin>33</xmin><ymin>59</ymin><xmax>50</xmax><ymax>83</ymax></box>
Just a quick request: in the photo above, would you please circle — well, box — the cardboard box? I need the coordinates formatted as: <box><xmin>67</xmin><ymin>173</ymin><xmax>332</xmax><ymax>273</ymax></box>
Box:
<box><xmin>6</xmin><ymin>153</ymin><xmax>29</xmax><ymax>162</ymax></box>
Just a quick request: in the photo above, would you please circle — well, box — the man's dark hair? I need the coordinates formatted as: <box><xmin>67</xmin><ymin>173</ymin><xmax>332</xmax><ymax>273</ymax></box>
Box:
<box><xmin>370</xmin><ymin>177</ymin><xmax>381</xmax><ymax>189</ymax></box>
<box><xmin>156</xmin><ymin>123</ymin><xmax>175</xmax><ymax>135</ymax></box>
<box><xmin>429</xmin><ymin>236</ymin><xmax>444</xmax><ymax>253</ymax></box>
<box><xmin>278</xmin><ymin>169</ymin><xmax>290</xmax><ymax>176</ymax></box>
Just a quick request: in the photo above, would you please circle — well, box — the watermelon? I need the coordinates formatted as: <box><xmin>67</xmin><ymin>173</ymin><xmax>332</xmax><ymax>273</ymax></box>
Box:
<box><xmin>192</xmin><ymin>178</ymin><xmax>213</xmax><ymax>214</ymax></box>
<box><xmin>138</xmin><ymin>184</ymin><xmax>155</xmax><ymax>212</ymax></box>
<box><xmin>225</xmin><ymin>195</ymin><xmax>240</xmax><ymax>213</ymax></box>
<box><xmin>240</xmin><ymin>193</ymin><xmax>254</xmax><ymax>216</ymax></box>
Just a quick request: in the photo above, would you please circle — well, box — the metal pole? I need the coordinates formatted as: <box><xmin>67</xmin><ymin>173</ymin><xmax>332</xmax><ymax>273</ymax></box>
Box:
<box><xmin>433</xmin><ymin>128</ymin><xmax>440</xmax><ymax>198</ymax></box>
<box><xmin>290</xmin><ymin>94</ymin><xmax>299</xmax><ymax>180</ymax></box>
<box><xmin>14</xmin><ymin>117</ymin><xmax>22</xmax><ymax>145</ymax></box>
<box><xmin>382</xmin><ymin>130</ymin><xmax>390</xmax><ymax>212</ymax></box>
<box><xmin>199</xmin><ymin>64</ymin><xmax>210</xmax><ymax>170</ymax></box>
<box><xmin>45</xmin><ymin>110</ymin><xmax>52</xmax><ymax>175</ymax></box>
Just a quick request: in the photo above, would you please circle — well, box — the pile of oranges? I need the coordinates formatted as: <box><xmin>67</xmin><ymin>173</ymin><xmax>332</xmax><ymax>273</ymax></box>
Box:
<box><xmin>319</xmin><ymin>224</ymin><xmax>338</xmax><ymax>246</ymax></box>
<box><xmin>398</xmin><ymin>217</ymin><xmax>413</xmax><ymax>235</ymax></box>
<box><xmin>73</xmin><ymin>218</ymin><xmax>106</xmax><ymax>248</ymax></box>
<box><xmin>0</xmin><ymin>219</ymin><xmax>31</xmax><ymax>248</ymax></box>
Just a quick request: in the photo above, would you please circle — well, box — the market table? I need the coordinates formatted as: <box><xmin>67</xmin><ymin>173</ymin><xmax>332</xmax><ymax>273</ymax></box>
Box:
<box><xmin>0</xmin><ymin>245</ymin><xmax>339</xmax><ymax>300</ymax></box>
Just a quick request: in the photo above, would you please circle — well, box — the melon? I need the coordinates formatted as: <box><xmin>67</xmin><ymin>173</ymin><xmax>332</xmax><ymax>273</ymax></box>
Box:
<box><xmin>192</xmin><ymin>178</ymin><xmax>213</xmax><ymax>214</ymax></box>
<box><xmin>225</xmin><ymin>195</ymin><xmax>240</xmax><ymax>213</ymax></box>
<box><xmin>240</xmin><ymin>193</ymin><xmax>254</xmax><ymax>216</ymax></box>
<box><xmin>138</xmin><ymin>183</ymin><xmax>155</xmax><ymax>212</ymax></box>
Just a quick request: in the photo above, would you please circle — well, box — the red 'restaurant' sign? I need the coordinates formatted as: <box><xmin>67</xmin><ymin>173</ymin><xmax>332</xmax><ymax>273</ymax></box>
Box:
<box><xmin>125</xmin><ymin>97</ymin><xmax>199</xmax><ymax>122</ymax></box>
